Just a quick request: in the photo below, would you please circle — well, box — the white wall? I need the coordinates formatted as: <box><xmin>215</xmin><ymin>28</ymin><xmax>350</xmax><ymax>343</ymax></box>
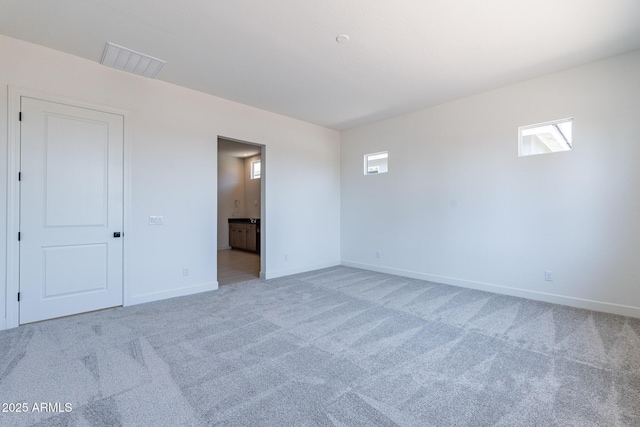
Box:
<box><xmin>217</xmin><ymin>154</ymin><xmax>245</xmax><ymax>249</ymax></box>
<box><xmin>0</xmin><ymin>34</ymin><xmax>341</xmax><ymax>330</ymax></box>
<box><xmin>341</xmin><ymin>49</ymin><xmax>640</xmax><ymax>317</ymax></box>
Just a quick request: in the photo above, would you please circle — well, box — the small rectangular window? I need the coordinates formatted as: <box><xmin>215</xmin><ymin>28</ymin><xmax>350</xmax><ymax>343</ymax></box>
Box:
<box><xmin>251</xmin><ymin>160</ymin><xmax>261</xmax><ymax>179</ymax></box>
<box><xmin>519</xmin><ymin>118</ymin><xmax>573</xmax><ymax>157</ymax></box>
<box><xmin>364</xmin><ymin>151</ymin><xmax>388</xmax><ymax>175</ymax></box>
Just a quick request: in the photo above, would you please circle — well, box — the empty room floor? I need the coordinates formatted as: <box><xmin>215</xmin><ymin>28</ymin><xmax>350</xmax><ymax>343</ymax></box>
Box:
<box><xmin>217</xmin><ymin>249</ymin><xmax>260</xmax><ymax>285</ymax></box>
<box><xmin>1</xmin><ymin>266</ymin><xmax>639</xmax><ymax>425</ymax></box>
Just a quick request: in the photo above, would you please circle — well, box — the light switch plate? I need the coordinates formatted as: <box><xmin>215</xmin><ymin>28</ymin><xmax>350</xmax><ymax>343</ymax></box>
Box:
<box><xmin>149</xmin><ymin>215</ymin><xmax>163</xmax><ymax>225</ymax></box>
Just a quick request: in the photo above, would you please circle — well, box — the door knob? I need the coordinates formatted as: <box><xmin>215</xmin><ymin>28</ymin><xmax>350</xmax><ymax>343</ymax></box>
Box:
<box><xmin>113</xmin><ymin>232</ymin><xmax>121</xmax><ymax>238</ymax></box>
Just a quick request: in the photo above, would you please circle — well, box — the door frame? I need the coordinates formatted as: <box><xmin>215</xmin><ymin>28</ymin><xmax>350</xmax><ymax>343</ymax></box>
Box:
<box><xmin>6</xmin><ymin>86</ymin><xmax>131</xmax><ymax>329</ymax></box>
<box><xmin>216</xmin><ymin>135</ymin><xmax>266</xmax><ymax>279</ymax></box>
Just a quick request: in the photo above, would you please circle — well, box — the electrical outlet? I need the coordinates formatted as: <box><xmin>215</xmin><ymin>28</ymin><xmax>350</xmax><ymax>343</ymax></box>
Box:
<box><xmin>183</xmin><ymin>267</ymin><xmax>190</xmax><ymax>277</ymax></box>
<box><xmin>544</xmin><ymin>271</ymin><xmax>553</xmax><ymax>282</ymax></box>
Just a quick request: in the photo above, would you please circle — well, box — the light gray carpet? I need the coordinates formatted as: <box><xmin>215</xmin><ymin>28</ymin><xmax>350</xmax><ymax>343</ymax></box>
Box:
<box><xmin>1</xmin><ymin>266</ymin><xmax>639</xmax><ymax>426</ymax></box>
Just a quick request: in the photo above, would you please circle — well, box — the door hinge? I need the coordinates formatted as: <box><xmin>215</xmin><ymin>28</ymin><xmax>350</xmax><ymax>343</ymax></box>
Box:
<box><xmin>17</xmin><ymin>292</ymin><xmax>20</xmax><ymax>302</ymax></box>
<box><xmin>18</xmin><ymin>172</ymin><xmax>21</xmax><ymax>181</ymax></box>
<box><xmin>19</xmin><ymin>112</ymin><xmax>22</xmax><ymax>121</ymax></box>
<box><xmin>18</xmin><ymin>232</ymin><xmax>21</xmax><ymax>241</ymax></box>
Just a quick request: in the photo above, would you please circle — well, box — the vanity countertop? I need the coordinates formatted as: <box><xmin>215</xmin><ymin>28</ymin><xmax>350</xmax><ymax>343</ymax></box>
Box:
<box><xmin>228</xmin><ymin>218</ymin><xmax>260</xmax><ymax>224</ymax></box>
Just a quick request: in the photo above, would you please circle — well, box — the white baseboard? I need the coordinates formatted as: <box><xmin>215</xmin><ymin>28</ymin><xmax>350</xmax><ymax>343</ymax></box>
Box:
<box><xmin>341</xmin><ymin>260</ymin><xmax>640</xmax><ymax>319</ymax></box>
<box><xmin>1</xmin><ymin>282</ymin><xmax>219</xmax><ymax>331</ymax></box>
<box><xmin>265</xmin><ymin>261</ymin><xmax>341</xmax><ymax>280</ymax></box>
<box><xmin>218</xmin><ymin>246</ymin><xmax>232</xmax><ymax>251</ymax></box>
<box><xmin>126</xmin><ymin>282</ymin><xmax>218</xmax><ymax>306</ymax></box>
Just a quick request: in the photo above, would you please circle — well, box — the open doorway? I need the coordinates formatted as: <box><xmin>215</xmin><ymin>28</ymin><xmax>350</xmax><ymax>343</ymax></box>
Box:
<box><xmin>217</xmin><ymin>137</ymin><xmax>265</xmax><ymax>285</ymax></box>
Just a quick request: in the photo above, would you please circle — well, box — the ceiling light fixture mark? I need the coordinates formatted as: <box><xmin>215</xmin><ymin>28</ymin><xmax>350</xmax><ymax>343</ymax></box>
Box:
<box><xmin>336</xmin><ymin>34</ymin><xmax>350</xmax><ymax>44</ymax></box>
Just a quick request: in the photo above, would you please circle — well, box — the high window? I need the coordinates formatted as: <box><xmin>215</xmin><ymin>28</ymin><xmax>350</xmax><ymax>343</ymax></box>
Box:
<box><xmin>364</xmin><ymin>151</ymin><xmax>388</xmax><ymax>175</ymax></box>
<box><xmin>519</xmin><ymin>118</ymin><xmax>573</xmax><ymax>157</ymax></box>
<box><xmin>251</xmin><ymin>160</ymin><xmax>261</xmax><ymax>179</ymax></box>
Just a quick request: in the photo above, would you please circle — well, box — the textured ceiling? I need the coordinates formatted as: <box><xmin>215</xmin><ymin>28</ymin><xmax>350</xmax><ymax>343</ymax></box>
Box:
<box><xmin>1</xmin><ymin>0</ymin><xmax>639</xmax><ymax>130</ymax></box>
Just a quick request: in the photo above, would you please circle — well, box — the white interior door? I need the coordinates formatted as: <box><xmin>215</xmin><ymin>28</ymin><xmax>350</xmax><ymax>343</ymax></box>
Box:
<box><xmin>19</xmin><ymin>97</ymin><xmax>124</xmax><ymax>324</ymax></box>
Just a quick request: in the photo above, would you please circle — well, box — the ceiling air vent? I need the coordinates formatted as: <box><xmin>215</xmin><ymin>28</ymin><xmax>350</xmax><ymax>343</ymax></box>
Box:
<box><xmin>100</xmin><ymin>42</ymin><xmax>166</xmax><ymax>78</ymax></box>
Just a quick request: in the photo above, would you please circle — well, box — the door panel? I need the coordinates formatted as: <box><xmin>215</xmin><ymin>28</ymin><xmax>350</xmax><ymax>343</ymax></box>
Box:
<box><xmin>19</xmin><ymin>97</ymin><xmax>124</xmax><ymax>324</ymax></box>
<box><xmin>245</xmin><ymin>225</ymin><xmax>257</xmax><ymax>252</ymax></box>
<box><xmin>45</xmin><ymin>115</ymin><xmax>108</xmax><ymax>227</ymax></box>
<box><xmin>43</xmin><ymin>244</ymin><xmax>108</xmax><ymax>297</ymax></box>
